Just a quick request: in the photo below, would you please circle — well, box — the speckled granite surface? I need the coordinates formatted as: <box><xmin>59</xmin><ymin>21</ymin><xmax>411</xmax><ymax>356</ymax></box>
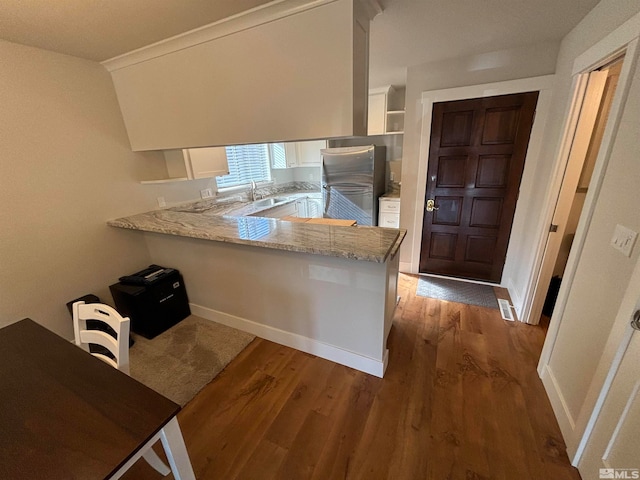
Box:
<box><xmin>108</xmin><ymin>184</ymin><xmax>405</xmax><ymax>263</ymax></box>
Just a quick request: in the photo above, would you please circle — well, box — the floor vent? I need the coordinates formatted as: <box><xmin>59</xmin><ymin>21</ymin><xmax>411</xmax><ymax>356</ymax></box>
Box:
<box><xmin>498</xmin><ymin>299</ymin><xmax>515</xmax><ymax>321</ymax></box>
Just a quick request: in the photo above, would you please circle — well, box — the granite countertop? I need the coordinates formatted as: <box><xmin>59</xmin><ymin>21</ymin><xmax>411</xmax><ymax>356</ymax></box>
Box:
<box><xmin>108</xmin><ymin>188</ymin><xmax>405</xmax><ymax>263</ymax></box>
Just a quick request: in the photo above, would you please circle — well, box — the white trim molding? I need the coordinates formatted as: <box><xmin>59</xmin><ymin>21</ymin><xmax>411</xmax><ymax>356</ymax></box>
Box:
<box><xmin>538</xmin><ymin>28</ymin><xmax>640</xmax><ymax>373</ymax></box>
<box><xmin>541</xmin><ymin>364</ymin><xmax>578</xmax><ymax>440</ymax></box>
<box><xmin>407</xmin><ymin>75</ymin><xmax>555</xmax><ymax>312</ymax></box>
<box><xmin>102</xmin><ymin>0</ymin><xmax>338</xmax><ymax>72</ymax></box>
<box><xmin>190</xmin><ymin>303</ymin><xmax>389</xmax><ymax>378</ymax></box>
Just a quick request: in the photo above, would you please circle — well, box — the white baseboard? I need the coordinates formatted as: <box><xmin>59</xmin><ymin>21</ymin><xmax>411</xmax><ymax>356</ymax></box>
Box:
<box><xmin>190</xmin><ymin>303</ymin><xmax>388</xmax><ymax>378</ymax></box>
<box><xmin>399</xmin><ymin>261</ymin><xmax>413</xmax><ymax>273</ymax></box>
<box><xmin>541</xmin><ymin>364</ymin><xmax>577</xmax><ymax>455</ymax></box>
<box><xmin>503</xmin><ymin>277</ymin><xmax>524</xmax><ymax>321</ymax></box>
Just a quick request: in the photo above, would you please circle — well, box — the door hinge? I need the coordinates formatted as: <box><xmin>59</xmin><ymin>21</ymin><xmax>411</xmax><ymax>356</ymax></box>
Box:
<box><xmin>549</xmin><ymin>224</ymin><xmax>558</xmax><ymax>233</ymax></box>
<box><xmin>533</xmin><ymin>109</ymin><xmax>537</xmax><ymax>124</ymax></box>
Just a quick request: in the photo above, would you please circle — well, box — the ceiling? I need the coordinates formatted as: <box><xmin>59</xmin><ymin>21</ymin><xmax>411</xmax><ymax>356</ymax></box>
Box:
<box><xmin>0</xmin><ymin>0</ymin><xmax>600</xmax><ymax>87</ymax></box>
<box><xmin>369</xmin><ymin>0</ymin><xmax>600</xmax><ymax>87</ymax></box>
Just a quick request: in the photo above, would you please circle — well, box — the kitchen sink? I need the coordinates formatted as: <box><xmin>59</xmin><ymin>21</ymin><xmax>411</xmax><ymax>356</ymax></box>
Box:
<box><xmin>254</xmin><ymin>197</ymin><xmax>289</xmax><ymax>207</ymax></box>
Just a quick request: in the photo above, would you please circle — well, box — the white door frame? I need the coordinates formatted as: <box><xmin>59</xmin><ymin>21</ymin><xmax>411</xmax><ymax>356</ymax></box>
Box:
<box><xmin>538</xmin><ymin>13</ymin><xmax>640</xmax><ymax>376</ymax></box>
<box><xmin>524</xmin><ymin>69</ymin><xmax>608</xmax><ymax>328</ymax></box>
<box><xmin>408</xmin><ymin>75</ymin><xmax>556</xmax><ymax>284</ymax></box>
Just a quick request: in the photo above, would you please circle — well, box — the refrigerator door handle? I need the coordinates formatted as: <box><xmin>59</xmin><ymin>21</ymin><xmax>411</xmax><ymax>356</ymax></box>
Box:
<box><xmin>323</xmin><ymin>185</ymin><xmax>331</xmax><ymax>215</ymax></box>
<box><xmin>325</xmin><ymin>184</ymin><xmax>373</xmax><ymax>193</ymax></box>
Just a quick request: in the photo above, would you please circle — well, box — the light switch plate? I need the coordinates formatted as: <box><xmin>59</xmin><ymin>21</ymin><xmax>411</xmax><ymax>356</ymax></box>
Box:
<box><xmin>200</xmin><ymin>188</ymin><xmax>213</xmax><ymax>199</ymax></box>
<box><xmin>610</xmin><ymin>224</ymin><xmax>638</xmax><ymax>257</ymax></box>
<box><xmin>157</xmin><ymin>196</ymin><xmax>166</xmax><ymax>207</ymax></box>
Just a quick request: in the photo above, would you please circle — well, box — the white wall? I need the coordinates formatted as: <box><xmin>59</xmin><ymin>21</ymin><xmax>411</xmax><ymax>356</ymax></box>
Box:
<box><xmin>398</xmin><ymin>41</ymin><xmax>560</xmax><ymax>274</ymax></box>
<box><xmin>539</xmin><ymin>0</ymin><xmax>640</xmax><ymax>457</ymax></box>
<box><xmin>0</xmin><ymin>39</ymin><xmax>210</xmax><ymax>338</ymax></box>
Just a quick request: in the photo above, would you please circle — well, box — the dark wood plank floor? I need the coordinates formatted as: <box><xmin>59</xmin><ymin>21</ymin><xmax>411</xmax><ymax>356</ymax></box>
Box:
<box><xmin>123</xmin><ymin>273</ymin><xmax>581</xmax><ymax>480</ymax></box>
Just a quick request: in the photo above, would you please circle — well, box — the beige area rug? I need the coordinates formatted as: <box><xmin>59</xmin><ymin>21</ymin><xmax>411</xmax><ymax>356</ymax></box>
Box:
<box><xmin>129</xmin><ymin>315</ymin><xmax>255</xmax><ymax>406</ymax></box>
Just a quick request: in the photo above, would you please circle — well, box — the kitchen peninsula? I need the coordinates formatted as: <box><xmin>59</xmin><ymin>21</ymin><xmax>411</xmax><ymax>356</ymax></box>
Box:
<box><xmin>108</xmin><ymin>196</ymin><xmax>405</xmax><ymax>377</ymax></box>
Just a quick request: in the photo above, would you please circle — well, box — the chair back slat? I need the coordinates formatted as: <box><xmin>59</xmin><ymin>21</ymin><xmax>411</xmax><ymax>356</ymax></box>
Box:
<box><xmin>89</xmin><ymin>352</ymin><xmax>119</xmax><ymax>370</ymax></box>
<box><xmin>72</xmin><ymin>301</ymin><xmax>130</xmax><ymax>374</ymax></box>
<box><xmin>78</xmin><ymin>329</ymin><xmax>120</xmax><ymax>356</ymax></box>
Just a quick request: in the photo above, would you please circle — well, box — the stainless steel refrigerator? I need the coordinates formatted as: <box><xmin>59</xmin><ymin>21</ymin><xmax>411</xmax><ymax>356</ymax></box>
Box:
<box><xmin>321</xmin><ymin>145</ymin><xmax>386</xmax><ymax>226</ymax></box>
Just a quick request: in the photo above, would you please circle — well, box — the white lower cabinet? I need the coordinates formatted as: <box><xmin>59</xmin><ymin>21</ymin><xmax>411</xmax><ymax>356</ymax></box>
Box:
<box><xmin>306</xmin><ymin>198</ymin><xmax>322</xmax><ymax>218</ymax></box>
<box><xmin>294</xmin><ymin>196</ymin><xmax>322</xmax><ymax>218</ymax></box>
<box><xmin>259</xmin><ymin>202</ymin><xmax>298</xmax><ymax>219</ymax></box>
<box><xmin>378</xmin><ymin>197</ymin><xmax>400</xmax><ymax>228</ymax></box>
<box><xmin>295</xmin><ymin>198</ymin><xmax>308</xmax><ymax>217</ymax></box>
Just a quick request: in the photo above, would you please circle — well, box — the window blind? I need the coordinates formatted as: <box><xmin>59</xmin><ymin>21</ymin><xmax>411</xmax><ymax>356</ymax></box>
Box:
<box><xmin>270</xmin><ymin>143</ymin><xmax>287</xmax><ymax>169</ymax></box>
<box><xmin>216</xmin><ymin>144</ymin><xmax>271</xmax><ymax>188</ymax></box>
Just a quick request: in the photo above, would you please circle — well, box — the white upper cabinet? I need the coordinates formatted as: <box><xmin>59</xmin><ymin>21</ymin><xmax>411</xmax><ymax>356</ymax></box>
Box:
<box><xmin>368</xmin><ymin>85</ymin><xmax>405</xmax><ymax>135</ymax></box>
<box><xmin>272</xmin><ymin>140</ymin><xmax>326</xmax><ymax>169</ymax></box>
<box><xmin>104</xmin><ymin>0</ymin><xmax>372</xmax><ymax>151</ymax></box>
<box><xmin>184</xmin><ymin>147</ymin><xmax>229</xmax><ymax>179</ymax></box>
<box><xmin>142</xmin><ymin>147</ymin><xmax>229</xmax><ymax>184</ymax></box>
<box><xmin>291</xmin><ymin>140</ymin><xmax>326</xmax><ymax>167</ymax></box>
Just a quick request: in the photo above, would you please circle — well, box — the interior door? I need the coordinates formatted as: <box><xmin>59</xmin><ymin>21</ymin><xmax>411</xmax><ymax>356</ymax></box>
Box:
<box><xmin>419</xmin><ymin>92</ymin><xmax>538</xmax><ymax>282</ymax></box>
<box><xmin>577</xmin><ymin>306</ymin><xmax>640</xmax><ymax>479</ymax></box>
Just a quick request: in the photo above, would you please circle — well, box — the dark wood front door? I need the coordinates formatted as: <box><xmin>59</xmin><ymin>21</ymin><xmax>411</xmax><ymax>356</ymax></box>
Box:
<box><xmin>419</xmin><ymin>92</ymin><xmax>538</xmax><ymax>282</ymax></box>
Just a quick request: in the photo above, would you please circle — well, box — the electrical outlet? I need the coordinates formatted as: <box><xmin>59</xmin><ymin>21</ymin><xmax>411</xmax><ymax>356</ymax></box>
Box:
<box><xmin>157</xmin><ymin>196</ymin><xmax>166</xmax><ymax>208</ymax></box>
<box><xmin>610</xmin><ymin>224</ymin><xmax>638</xmax><ymax>257</ymax></box>
<box><xmin>200</xmin><ymin>188</ymin><xmax>213</xmax><ymax>199</ymax></box>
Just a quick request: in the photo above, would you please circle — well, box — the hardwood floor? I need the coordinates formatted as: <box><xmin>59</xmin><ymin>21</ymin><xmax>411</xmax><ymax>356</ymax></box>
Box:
<box><xmin>122</xmin><ymin>273</ymin><xmax>581</xmax><ymax>480</ymax></box>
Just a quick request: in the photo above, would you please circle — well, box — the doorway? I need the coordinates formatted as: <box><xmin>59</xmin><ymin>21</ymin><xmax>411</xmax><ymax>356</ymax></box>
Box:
<box><xmin>529</xmin><ymin>57</ymin><xmax>624</xmax><ymax>327</ymax></box>
<box><xmin>419</xmin><ymin>92</ymin><xmax>539</xmax><ymax>282</ymax></box>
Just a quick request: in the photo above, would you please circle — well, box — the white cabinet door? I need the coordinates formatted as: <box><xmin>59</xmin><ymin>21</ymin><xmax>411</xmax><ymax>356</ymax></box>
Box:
<box><xmin>368</xmin><ymin>92</ymin><xmax>386</xmax><ymax>135</ymax></box>
<box><xmin>296</xmin><ymin>198</ymin><xmax>308</xmax><ymax>217</ymax></box>
<box><xmin>184</xmin><ymin>147</ymin><xmax>229</xmax><ymax>179</ymax></box>
<box><xmin>281</xmin><ymin>140</ymin><xmax>325</xmax><ymax>168</ymax></box>
<box><xmin>379</xmin><ymin>212</ymin><xmax>400</xmax><ymax>228</ymax></box>
<box><xmin>379</xmin><ymin>198</ymin><xmax>401</xmax><ymax>213</ymax></box>
<box><xmin>285</xmin><ymin>143</ymin><xmax>298</xmax><ymax>168</ymax></box>
<box><xmin>307</xmin><ymin>198</ymin><xmax>322</xmax><ymax>218</ymax></box>
<box><xmin>368</xmin><ymin>86</ymin><xmax>405</xmax><ymax>135</ymax></box>
<box><xmin>295</xmin><ymin>140</ymin><xmax>326</xmax><ymax>167</ymax></box>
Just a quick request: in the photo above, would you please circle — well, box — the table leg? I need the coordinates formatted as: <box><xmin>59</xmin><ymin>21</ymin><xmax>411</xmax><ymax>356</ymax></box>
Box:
<box><xmin>159</xmin><ymin>417</ymin><xmax>195</xmax><ymax>480</ymax></box>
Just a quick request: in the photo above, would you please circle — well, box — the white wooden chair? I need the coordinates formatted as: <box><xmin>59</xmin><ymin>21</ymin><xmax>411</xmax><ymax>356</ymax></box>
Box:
<box><xmin>72</xmin><ymin>301</ymin><xmax>171</xmax><ymax>477</ymax></box>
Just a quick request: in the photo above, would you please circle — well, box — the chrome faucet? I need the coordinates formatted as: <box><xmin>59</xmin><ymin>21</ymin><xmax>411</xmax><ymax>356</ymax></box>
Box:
<box><xmin>250</xmin><ymin>180</ymin><xmax>258</xmax><ymax>201</ymax></box>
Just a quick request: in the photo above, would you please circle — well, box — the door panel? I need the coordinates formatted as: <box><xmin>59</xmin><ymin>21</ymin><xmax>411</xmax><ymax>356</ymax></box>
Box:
<box><xmin>419</xmin><ymin>92</ymin><xmax>539</xmax><ymax>282</ymax></box>
<box><xmin>578</xmin><ymin>324</ymin><xmax>640</xmax><ymax>479</ymax></box>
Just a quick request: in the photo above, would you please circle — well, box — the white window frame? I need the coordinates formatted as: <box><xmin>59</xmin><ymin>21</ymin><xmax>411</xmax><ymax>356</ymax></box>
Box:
<box><xmin>216</xmin><ymin>144</ymin><xmax>273</xmax><ymax>190</ymax></box>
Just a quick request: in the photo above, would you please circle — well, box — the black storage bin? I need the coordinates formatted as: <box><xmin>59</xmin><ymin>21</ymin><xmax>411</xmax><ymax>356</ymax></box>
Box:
<box><xmin>542</xmin><ymin>275</ymin><xmax>562</xmax><ymax>317</ymax></box>
<box><xmin>109</xmin><ymin>265</ymin><xmax>190</xmax><ymax>339</ymax></box>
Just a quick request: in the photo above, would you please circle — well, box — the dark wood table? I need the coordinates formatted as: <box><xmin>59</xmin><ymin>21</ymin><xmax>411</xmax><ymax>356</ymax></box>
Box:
<box><xmin>0</xmin><ymin>319</ymin><xmax>195</xmax><ymax>479</ymax></box>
